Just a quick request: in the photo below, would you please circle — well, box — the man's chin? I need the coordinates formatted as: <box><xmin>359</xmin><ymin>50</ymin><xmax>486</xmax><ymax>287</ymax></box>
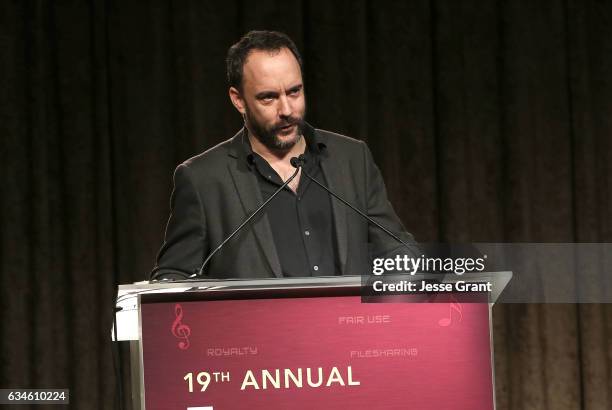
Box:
<box><xmin>272</xmin><ymin>128</ymin><xmax>301</xmax><ymax>150</ymax></box>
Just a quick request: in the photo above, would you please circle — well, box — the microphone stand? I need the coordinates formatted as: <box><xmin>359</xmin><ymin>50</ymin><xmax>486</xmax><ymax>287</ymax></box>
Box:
<box><xmin>292</xmin><ymin>156</ymin><xmax>416</xmax><ymax>253</ymax></box>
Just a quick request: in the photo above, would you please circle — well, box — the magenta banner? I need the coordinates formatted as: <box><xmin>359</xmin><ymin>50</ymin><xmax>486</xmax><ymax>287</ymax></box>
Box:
<box><xmin>141</xmin><ymin>296</ymin><xmax>493</xmax><ymax>409</ymax></box>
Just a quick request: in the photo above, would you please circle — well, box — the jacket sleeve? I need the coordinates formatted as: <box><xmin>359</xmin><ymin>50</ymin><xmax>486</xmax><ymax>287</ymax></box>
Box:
<box><xmin>150</xmin><ymin>164</ymin><xmax>208</xmax><ymax>280</ymax></box>
<box><xmin>361</xmin><ymin>141</ymin><xmax>421</xmax><ymax>259</ymax></box>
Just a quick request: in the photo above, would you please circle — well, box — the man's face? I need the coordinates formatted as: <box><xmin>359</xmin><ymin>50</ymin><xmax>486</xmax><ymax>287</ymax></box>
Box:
<box><xmin>231</xmin><ymin>47</ymin><xmax>306</xmax><ymax>151</ymax></box>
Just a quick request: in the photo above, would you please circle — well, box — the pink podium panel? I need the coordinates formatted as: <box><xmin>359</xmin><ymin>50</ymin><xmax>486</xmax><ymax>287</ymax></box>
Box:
<box><xmin>140</xmin><ymin>295</ymin><xmax>493</xmax><ymax>410</ymax></box>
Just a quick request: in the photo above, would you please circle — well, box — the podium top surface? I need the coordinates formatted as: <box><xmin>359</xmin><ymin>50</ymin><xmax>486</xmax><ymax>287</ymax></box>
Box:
<box><xmin>114</xmin><ymin>272</ymin><xmax>511</xmax><ymax>341</ymax></box>
<box><xmin>118</xmin><ymin>271</ymin><xmax>511</xmax><ymax>302</ymax></box>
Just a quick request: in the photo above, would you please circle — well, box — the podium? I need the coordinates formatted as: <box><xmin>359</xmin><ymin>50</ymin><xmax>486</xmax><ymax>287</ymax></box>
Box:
<box><xmin>114</xmin><ymin>272</ymin><xmax>511</xmax><ymax>410</ymax></box>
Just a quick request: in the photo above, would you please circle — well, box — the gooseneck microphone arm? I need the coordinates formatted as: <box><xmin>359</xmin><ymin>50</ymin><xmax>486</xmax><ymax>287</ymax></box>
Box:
<box><xmin>192</xmin><ymin>158</ymin><xmax>302</xmax><ymax>278</ymax></box>
<box><xmin>292</xmin><ymin>155</ymin><xmax>415</xmax><ymax>252</ymax></box>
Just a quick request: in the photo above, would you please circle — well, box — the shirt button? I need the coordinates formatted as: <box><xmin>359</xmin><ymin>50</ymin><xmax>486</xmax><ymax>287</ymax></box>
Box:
<box><xmin>267</xmin><ymin>175</ymin><xmax>272</xmax><ymax>179</ymax></box>
<box><xmin>304</xmin><ymin>230</ymin><xmax>310</xmax><ymax>236</ymax></box>
<box><xmin>313</xmin><ymin>265</ymin><xmax>319</xmax><ymax>271</ymax></box>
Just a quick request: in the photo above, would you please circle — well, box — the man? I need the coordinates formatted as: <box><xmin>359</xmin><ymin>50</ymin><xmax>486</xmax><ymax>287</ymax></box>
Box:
<box><xmin>151</xmin><ymin>30</ymin><xmax>416</xmax><ymax>280</ymax></box>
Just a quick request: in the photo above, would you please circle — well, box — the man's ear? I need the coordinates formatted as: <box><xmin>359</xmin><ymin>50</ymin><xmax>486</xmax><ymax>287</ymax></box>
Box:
<box><xmin>229</xmin><ymin>87</ymin><xmax>246</xmax><ymax>115</ymax></box>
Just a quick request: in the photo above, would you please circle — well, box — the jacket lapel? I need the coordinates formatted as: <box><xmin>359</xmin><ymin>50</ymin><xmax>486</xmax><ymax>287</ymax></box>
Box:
<box><xmin>227</xmin><ymin>130</ymin><xmax>282</xmax><ymax>278</ymax></box>
<box><xmin>319</xmin><ymin>140</ymin><xmax>349</xmax><ymax>274</ymax></box>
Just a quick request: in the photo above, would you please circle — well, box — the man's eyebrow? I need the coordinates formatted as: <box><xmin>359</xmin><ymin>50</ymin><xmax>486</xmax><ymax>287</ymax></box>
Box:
<box><xmin>255</xmin><ymin>91</ymin><xmax>279</xmax><ymax>99</ymax></box>
<box><xmin>255</xmin><ymin>84</ymin><xmax>302</xmax><ymax>99</ymax></box>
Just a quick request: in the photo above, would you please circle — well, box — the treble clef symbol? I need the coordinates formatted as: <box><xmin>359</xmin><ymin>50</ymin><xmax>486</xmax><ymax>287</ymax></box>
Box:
<box><xmin>171</xmin><ymin>304</ymin><xmax>191</xmax><ymax>350</ymax></box>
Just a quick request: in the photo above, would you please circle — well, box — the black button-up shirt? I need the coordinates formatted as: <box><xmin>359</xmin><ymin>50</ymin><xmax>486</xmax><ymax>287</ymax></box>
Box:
<box><xmin>244</xmin><ymin>132</ymin><xmax>339</xmax><ymax>277</ymax></box>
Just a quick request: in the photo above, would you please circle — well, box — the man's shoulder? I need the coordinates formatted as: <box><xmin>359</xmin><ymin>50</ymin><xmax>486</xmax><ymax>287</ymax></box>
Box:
<box><xmin>179</xmin><ymin>133</ymin><xmax>239</xmax><ymax>175</ymax></box>
<box><xmin>315</xmin><ymin>128</ymin><xmax>365</xmax><ymax>150</ymax></box>
<box><xmin>314</xmin><ymin>128</ymin><xmax>367</xmax><ymax>157</ymax></box>
<box><xmin>315</xmin><ymin>128</ymin><xmax>364</xmax><ymax>145</ymax></box>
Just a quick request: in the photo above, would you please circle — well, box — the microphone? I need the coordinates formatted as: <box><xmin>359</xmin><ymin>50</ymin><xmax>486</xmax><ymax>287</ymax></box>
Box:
<box><xmin>290</xmin><ymin>156</ymin><xmax>305</xmax><ymax>168</ymax></box>
<box><xmin>293</xmin><ymin>154</ymin><xmax>416</xmax><ymax>254</ymax></box>
<box><xmin>191</xmin><ymin>157</ymin><xmax>303</xmax><ymax>278</ymax></box>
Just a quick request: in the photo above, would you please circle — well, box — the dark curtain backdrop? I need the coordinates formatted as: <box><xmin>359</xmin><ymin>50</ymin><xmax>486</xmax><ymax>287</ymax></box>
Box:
<box><xmin>1</xmin><ymin>0</ymin><xmax>611</xmax><ymax>409</ymax></box>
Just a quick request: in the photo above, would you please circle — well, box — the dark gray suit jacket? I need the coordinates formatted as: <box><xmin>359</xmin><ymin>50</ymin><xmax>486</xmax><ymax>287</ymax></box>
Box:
<box><xmin>151</xmin><ymin>125</ymin><xmax>417</xmax><ymax>280</ymax></box>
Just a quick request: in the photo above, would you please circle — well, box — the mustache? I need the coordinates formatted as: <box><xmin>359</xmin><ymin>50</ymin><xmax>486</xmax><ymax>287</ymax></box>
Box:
<box><xmin>271</xmin><ymin>117</ymin><xmax>303</xmax><ymax>132</ymax></box>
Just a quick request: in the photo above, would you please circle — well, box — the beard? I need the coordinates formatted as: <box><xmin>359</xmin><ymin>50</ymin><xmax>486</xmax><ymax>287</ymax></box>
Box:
<box><xmin>244</xmin><ymin>107</ymin><xmax>306</xmax><ymax>151</ymax></box>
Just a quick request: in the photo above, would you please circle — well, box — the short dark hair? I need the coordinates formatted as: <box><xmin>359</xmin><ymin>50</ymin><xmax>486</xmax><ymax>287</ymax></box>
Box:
<box><xmin>226</xmin><ymin>30</ymin><xmax>303</xmax><ymax>91</ymax></box>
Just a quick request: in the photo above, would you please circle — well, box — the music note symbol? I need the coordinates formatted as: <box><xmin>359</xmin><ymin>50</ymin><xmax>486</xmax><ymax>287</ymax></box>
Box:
<box><xmin>171</xmin><ymin>304</ymin><xmax>191</xmax><ymax>350</ymax></box>
<box><xmin>438</xmin><ymin>300</ymin><xmax>463</xmax><ymax>327</ymax></box>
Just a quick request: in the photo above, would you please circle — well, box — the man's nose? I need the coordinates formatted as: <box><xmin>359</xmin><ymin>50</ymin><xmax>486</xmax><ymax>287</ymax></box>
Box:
<box><xmin>278</xmin><ymin>95</ymin><xmax>292</xmax><ymax>117</ymax></box>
